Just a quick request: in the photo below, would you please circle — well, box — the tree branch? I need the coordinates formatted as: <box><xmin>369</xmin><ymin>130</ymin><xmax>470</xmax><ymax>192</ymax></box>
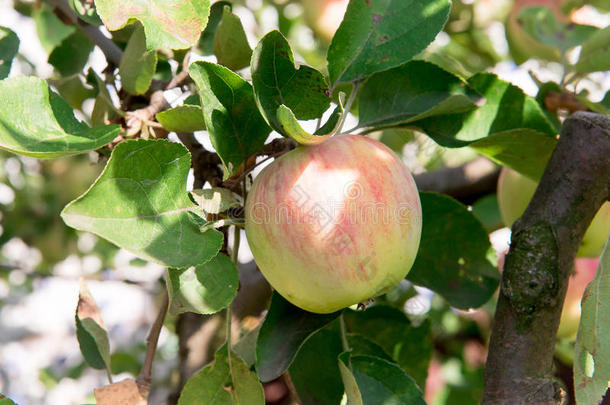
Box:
<box><xmin>483</xmin><ymin>112</ymin><xmax>610</xmax><ymax>404</ymax></box>
<box><xmin>47</xmin><ymin>0</ymin><xmax>123</xmax><ymax>66</ymax></box>
<box><xmin>544</xmin><ymin>91</ymin><xmax>589</xmax><ymax>114</ymax></box>
<box><xmin>413</xmin><ymin>157</ymin><xmax>500</xmax><ymax>204</ymax></box>
<box><xmin>176</xmin><ymin>133</ymin><xmax>223</xmax><ymax>188</ymax></box>
<box><xmin>137</xmin><ymin>289</ymin><xmax>169</xmax><ymax>400</ymax></box>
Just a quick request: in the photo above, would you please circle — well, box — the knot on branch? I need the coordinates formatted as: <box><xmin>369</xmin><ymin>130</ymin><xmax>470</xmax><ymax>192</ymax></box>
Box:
<box><xmin>503</xmin><ymin>223</ymin><xmax>560</xmax><ymax>324</ymax></box>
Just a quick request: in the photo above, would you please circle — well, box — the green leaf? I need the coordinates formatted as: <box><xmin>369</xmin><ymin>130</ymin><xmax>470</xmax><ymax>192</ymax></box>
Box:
<box><xmin>505</xmin><ymin>5</ymin><xmax>561</xmax><ymax>64</ymax></box>
<box><xmin>233</xmin><ymin>326</ymin><xmax>260</xmax><ymax>368</ymax></box>
<box><xmin>33</xmin><ymin>5</ymin><xmax>75</xmax><ymax>53</ymax></box>
<box><xmin>229</xmin><ymin>349</ymin><xmax>266</xmax><ymax>405</ymax></box>
<box><xmin>167</xmin><ymin>253</ymin><xmax>238</xmax><ymax>315</ymax></box>
<box><xmin>156</xmin><ymin>105</ymin><xmax>206</xmax><ymax>132</ymax></box>
<box><xmin>156</xmin><ymin>94</ymin><xmax>205</xmax><ymax>132</ymax></box>
<box><xmin>119</xmin><ymin>25</ymin><xmax>157</xmax><ymax>95</ymax></box>
<box><xmin>75</xmin><ymin>280</ymin><xmax>112</xmax><ymax>373</ymax></box>
<box><xmin>287</xmin><ymin>324</ymin><xmax>398</xmax><ymax>405</ymax></box>
<box><xmin>416</xmin><ymin>72</ymin><xmax>557</xmax><ymax>146</ymax></box>
<box><xmin>48</xmin><ymin>75</ymin><xmax>97</xmax><ymax>110</ymax></box>
<box><xmin>0</xmin><ymin>76</ymin><xmax>120</xmax><ymax>158</ymax></box>
<box><xmin>68</xmin><ymin>0</ymin><xmax>103</xmax><ymax>25</ymax></box>
<box><xmin>251</xmin><ymin>30</ymin><xmax>330</xmax><ymax>135</ymax></box>
<box><xmin>407</xmin><ymin>73</ymin><xmax>558</xmax><ymax>179</ymax></box>
<box><xmin>338</xmin><ymin>352</ymin><xmax>426</xmax><ymax>405</ymax></box>
<box><xmin>275</xmin><ymin>102</ymin><xmax>343</xmax><ymax>145</ymax></box>
<box><xmin>0</xmin><ymin>27</ymin><xmax>19</xmax><ymax>80</ymax></box>
<box><xmin>48</xmin><ymin>30</ymin><xmax>94</xmax><ymax>77</ymax></box>
<box><xmin>179</xmin><ymin>343</ymin><xmax>265</xmax><ymax>405</ymax></box>
<box><xmin>575</xmin><ymin>26</ymin><xmax>610</xmax><ymax>74</ymax></box>
<box><xmin>87</xmin><ymin>68</ymin><xmax>121</xmax><ymax>124</ymax></box>
<box><xmin>289</xmin><ymin>328</ymin><xmax>345</xmax><ymax>405</ymax></box>
<box><xmin>517</xmin><ymin>6</ymin><xmax>598</xmax><ymax>52</ymax></box>
<box><xmin>61</xmin><ymin>139</ymin><xmax>223</xmax><ymax>268</ymax></box>
<box><xmin>189</xmin><ymin>61</ymin><xmax>270</xmax><ymax>178</ymax></box>
<box><xmin>407</xmin><ymin>193</ymin><xmax>500</xmax><ymax>309</ymax></box>
<box><xmin>343</xmin><ymin>306</ymin><xmax>432</xmax><ymax>389</ymax></box>
<box><xmin>255</xmin><ymin>292</ymin><xmax>341</xmax><ymax>382</ymax></box>
<box><xmin>347</xmin><ymin>334</ymin><xmax>394</xmax><ymax>361</ymax></box>
<box><xmin>338</xmin><ymin>352</ymin><xmax>363</xmax><ymax>405</ymax></box>
<box><xmin>95</xmin><ymin>0</ymin><xmax>211</xmax><ymax>50</ymax></box>
<box><xmin>190</xmin><ymin>188</ymin><xmax>240</xmax><ymax>214</ymax></box>
<box><xmin>574</xmin><ymin>239</ymin><xmax>610</xmax><ymax>405</ymax></box>
<box><xmin>469</xmin><ymin>129</ymin><xmax>556</xmax><ymax>181</ymax></box>
<box><xmin>327</xmin><ymin>0</ymin><xmax>451</xmax><ymax>85</ymax></box>
<box><xmin>199</xmin><ymin>1</ymin><xmax>232</xmax><ymax>55</ymax></box>
<box><xmin>534</xmin><ymin>81</ymin><xmax>562</xmax><ymax>132</ymax></box>
<box><xmin>471</xmin><ymin>194</ymin><xmax>503</xmax><ymax>233</ymax></box>
<box><xmin>0</xmin><ymin>396</ymin><xmax>17</xmax><ymax>405</ymax></box>
<box><xmin>357</xmin><ymin>60</ymin><xmax>478</xmax><ymax>130</ymax></box>
<box><xmin>110</xmin><ymin>352</ymin><xmax>141</xmax><ymax>375</ymax></box>
<box><xmin>214</xmin><ymin>6</ymin><xmax>252</xmax><ymax>71</ymax></box>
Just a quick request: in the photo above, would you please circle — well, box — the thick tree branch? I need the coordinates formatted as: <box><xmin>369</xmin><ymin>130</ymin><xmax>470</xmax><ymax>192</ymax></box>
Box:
<box><xmin>483</xmin><ymin>112</ymin><xmax>610</xmax><ymax>404</ymax></box>
<box><xmin>413</xmin><ymin>157</ymin><xmax>500</xmax><ymax>204</ymax></box>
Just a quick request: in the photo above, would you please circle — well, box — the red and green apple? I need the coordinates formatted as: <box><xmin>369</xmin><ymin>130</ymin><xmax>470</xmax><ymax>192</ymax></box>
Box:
<box><xmin>245</xmin><ymin>135</ymin><xmax>422</xmax><ymax>313</ymax></box>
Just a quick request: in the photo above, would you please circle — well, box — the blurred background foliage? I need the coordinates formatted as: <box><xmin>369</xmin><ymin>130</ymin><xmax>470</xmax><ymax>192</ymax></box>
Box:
<box><xmin>0</xmin><ymin>0</ymin><xmax>608</xmax><ymax>403</ymax></box>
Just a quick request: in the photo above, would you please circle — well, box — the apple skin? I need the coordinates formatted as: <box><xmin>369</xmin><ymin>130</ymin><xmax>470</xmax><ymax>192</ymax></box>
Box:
<box><xmin>301</xmin><ymin>0</ymin><xmax>349</xmax><ymax>44</ymax></box>
<box><xmin>497</xmin><ymin>167</ymin><xmax>610</xmax><ymax>258</ymax></box>
<box><xmin>557</xmin><ymin>258</ymin><xmax>598</xmax><ymax>339</ymax></box>
<box><xmin>245</xmin><ymin>134</ymin><xmax>422</xmax><ymax>313</ymax></box>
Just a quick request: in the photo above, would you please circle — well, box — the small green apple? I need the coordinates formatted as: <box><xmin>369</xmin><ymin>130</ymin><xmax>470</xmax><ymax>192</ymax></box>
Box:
<box><xmin>497</xmin><ymin>167</ymin><xmax>610</xmax><ymax>258</ymax></box>
<box><xmin>245</xmin><ymin>135</ymin><xmax>422</xmax><ymax>313</ymax></box>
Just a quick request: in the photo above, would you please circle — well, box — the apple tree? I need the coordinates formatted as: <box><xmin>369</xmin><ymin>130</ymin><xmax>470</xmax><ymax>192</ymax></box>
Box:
<box><xmin>0</xmin><ymin>0</ymin><xmax>608</xmax><ymax>404</ymax></box>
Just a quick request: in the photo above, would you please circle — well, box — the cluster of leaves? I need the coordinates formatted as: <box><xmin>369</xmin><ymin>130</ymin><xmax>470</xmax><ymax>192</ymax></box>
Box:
<box><xmin>0</xmin><ymin>0</ymin><xmax>609</xmax><ymax>403</ymax></box>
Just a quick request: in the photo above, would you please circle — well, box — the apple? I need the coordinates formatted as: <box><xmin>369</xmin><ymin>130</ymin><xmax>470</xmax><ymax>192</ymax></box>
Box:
<box><xmin>497</xmin><ymin>167</ymin><xmax>610</xmax><ymax>258</ymax></box>
<box><xmin>301</xmin><ymin>0</ymin><xmax>349</xmax><ymax>44</ymax></box>
<box><xmin>245</xmin><ymin>134</ymin><xmax>422</xmax><ymax>313</ymax></box>
<box><xmin>557</xmin><ymin>258</ymin><xmax>598</xmax><ymax>339</ymax></box>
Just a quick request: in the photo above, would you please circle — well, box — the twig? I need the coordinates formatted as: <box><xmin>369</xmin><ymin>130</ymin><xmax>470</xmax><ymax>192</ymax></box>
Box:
<box><xmin>47</xmin><ymin>0</ymin><xmax>123</xmax><ymax>66</ymax></box>
<box><xmin>167</xmin><ymin>70</ymin><xmax>191</xmax><ymax>90</ymax></box>
<box><xmin>125</xmin><ymin>91</ymin><xmax>169</xmax><ymax>136</ymax></box>
<box><xmin>226</xmin><ymin>223</ymin><xmax>242</xmax><ymax>393</ymax></box>
<box><xmin>137</xmin><ymin>289</ymin><xmax>169</xmax><ymax>399</ymax></box>
<box><xmin>125</xmin><ymin>54</ymin><xmax>192</xmax><ymax>136</ymax></box>
<box><xmin>483</xmin><ymin>112</ymin><xmax>610</xmax><ymax>404</ymax></box>
<box><xmin>544</xmin><ymin>91</ymin><xmax>589</xmax><ymax>114</ymax></box>
<box><xmin>226</xmin><ymin>304</ymin><xmax>234</xmax><ymax>381</ymax></box>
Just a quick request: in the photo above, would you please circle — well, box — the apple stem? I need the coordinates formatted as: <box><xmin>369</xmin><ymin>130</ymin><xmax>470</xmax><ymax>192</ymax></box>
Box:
<box><xmin>337</xmin><ymin>81</ymin><xmax>361</xmax><ymax>134</ymax></box>
<box><xmin>231</xmin><ymin>225</ymin><xmax>241</xmax><ymax>264</ymax></box>
<box><xmin>339</xmin><ymin>313</ymin><xmax>352</xmax><ymax>368</ymax></box>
